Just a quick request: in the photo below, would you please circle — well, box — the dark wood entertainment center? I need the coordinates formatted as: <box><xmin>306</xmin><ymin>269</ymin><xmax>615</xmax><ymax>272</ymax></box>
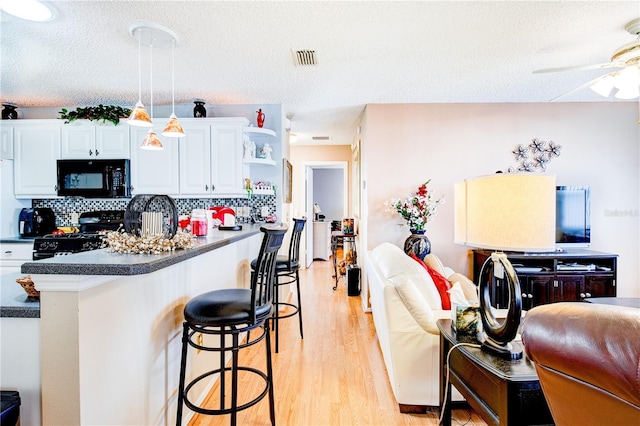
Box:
<box><xmin>472</xmin><ymin>249</ymin><xmax>618</xmax><ymax>310</ymax></box>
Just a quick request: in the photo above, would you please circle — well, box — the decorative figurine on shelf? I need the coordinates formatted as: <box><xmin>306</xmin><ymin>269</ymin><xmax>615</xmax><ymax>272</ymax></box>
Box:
<box><xmin>256</xmin><ymin>108</ymin><xmax>265</xmax><ymax>128</ymax></box>
<box><xmin>244</xmin><ymin>178</ymin><xmax>253</xmax><ymax>199</ymax></box>
<box><xmin>244</xmin><ymin>138</ymin><xmax>255</xmax><ymax>159</ymax></box>
<box><xmin>193</xmin><ymin>100</ymin><xmax>206</xmax><ymax>118</ymax></box>
<box><xmin>260</xmin><ymin>143</ymin><xmax>273</xmax><ymax>161</ymax></box>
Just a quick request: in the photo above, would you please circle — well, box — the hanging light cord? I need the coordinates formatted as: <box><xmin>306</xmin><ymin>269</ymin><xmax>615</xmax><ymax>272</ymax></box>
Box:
<box><xmin>149</xmin><ymin>42</ymin><xmax>153</xmax><ymax>120</ymax></box>
<box><xmin>171</xmin><ymin>38</ymin><xmax>176</xmax><ymax>115</ymax></box>
<box><xmin>137</xmin><ymin>28</ymin><xmax>142</xmax><ymax>104</ymax></box>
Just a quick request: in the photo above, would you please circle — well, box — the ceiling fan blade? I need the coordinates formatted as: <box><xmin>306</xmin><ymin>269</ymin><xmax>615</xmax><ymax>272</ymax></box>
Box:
<box><xmin>549</xmin><ymin>74</ymin><xmax>611</xmax><ymax>102</ymax></box>
<box><xmin>533</xmin><ymin>62</ymin><xmax>621</xmax><ymax>74</ymax></box>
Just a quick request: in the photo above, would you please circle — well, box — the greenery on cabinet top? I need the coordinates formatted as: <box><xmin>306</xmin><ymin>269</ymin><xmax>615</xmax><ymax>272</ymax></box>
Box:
<box><xmin>59</xmin><ymin>105</ymin><xmax>131</xmax><ymax>126</ymax></box>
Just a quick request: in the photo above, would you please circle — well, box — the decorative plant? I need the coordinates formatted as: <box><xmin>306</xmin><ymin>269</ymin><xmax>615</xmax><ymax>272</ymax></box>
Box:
<box><xmin>59</xmin><ymin>104</ymin><xmax>131</xmax><ymax>126</ymax></box>
<box><xmin>386</xmin><ymin>180</ymin><xmax>445</xmax><ymax>231</ymax></box>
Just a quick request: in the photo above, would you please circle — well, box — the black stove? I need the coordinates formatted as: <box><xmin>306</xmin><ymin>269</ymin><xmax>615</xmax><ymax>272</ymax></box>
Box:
<box><xmin>32</xmin><ymin>210</ymin><xmax>124</xmax><ymax>260</ymax></box>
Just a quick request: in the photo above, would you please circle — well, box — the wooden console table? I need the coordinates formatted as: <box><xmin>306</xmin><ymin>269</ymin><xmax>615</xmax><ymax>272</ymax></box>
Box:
<box><xmin>437</xmin><ymin>319</ymin><xmax>553</xmax><ymax>426</ymax></box>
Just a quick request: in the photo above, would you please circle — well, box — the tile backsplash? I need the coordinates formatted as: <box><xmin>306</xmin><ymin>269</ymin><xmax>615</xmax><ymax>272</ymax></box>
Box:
<box><xmin>33</xmin><ymin>195</ymin><xmax>276</xmax><ymax>227</ymax></box>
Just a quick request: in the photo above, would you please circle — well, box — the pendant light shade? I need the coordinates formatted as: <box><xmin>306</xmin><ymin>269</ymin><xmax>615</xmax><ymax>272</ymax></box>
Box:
<box><xmin>128</xmin><ymin>102</ymin><xmax>153</xmax><ymax>127</ymax></box>
<box><xmin>162</xmin><ymin>38</ymin><xmax>185</xmax><ymax>138</ymax></box>
<box><xmin>128</xmin><ymin>27</ymin><xmax>152</xmax><ymax>127</ymax></box>
<box><xmin>140</xmin><ymin>129</ymin><xmax>164</xmax><ymax>150</ymax></box>
<box><xmin>162</xmin><ymin>113</ymin><xmax>185</xmax><ymax>137</ymax></box>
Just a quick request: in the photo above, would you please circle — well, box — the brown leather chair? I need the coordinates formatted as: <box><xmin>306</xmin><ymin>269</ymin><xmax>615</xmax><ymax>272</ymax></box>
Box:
<box><xmin>522</xmin><ymin>302</ymin><xmax>640</xmax><ymax>426</ymax></box>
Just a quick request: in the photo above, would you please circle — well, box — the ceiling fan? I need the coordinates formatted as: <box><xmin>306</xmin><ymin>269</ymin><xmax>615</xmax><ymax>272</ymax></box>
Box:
<box><xmin>534</xmin><ymin>18</ymin><xmax>640</xmax><ymax>101</ymax></box>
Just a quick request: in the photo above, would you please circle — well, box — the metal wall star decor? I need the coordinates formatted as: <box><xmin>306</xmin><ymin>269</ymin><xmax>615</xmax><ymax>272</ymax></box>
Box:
<box><xmin>507</xmin><ymin>138</ymin><xmax>562</xmax><ymax>173</ymax></box>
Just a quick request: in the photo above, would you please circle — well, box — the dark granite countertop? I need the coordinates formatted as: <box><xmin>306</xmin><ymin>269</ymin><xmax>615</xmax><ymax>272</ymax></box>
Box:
<box><xmin>0</xmin><ymin>272</ymin><xmax>40</xmax><ymax>318</ymax></box>
<box><xmin>21</xmin><ymin>226</ymin><xmax>263</xmax><ymax>276</ymax></box>
<box><xmin>0</xmin><ymin>237</ymin><xmax>35</xmax><ymax>244</ymax></box>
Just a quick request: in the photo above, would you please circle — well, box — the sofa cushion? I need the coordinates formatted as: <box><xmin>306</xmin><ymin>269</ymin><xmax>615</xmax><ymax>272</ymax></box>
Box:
<box><xmin>394</xmin><ymin>275</ymin><xmax>438</xmax><ymax>335</ymax></box>
<box><xmin>423</xmin><ymin>253</ymin><xmax>446</xmax><ymax>277</ymax></box>
<box><xmin>447</xmin><ymin>272</ymin><xmax>479</xmax><ymax>302</ymax></box>
<box><xmin>371</xmin><ymin>242</ymin><xmax>411</xmax><ymax>279</ymax></box>
<box><xmin>411</xmin><ymin>253</ymin><xmax>452</xmax><ymax>310</ymax></box>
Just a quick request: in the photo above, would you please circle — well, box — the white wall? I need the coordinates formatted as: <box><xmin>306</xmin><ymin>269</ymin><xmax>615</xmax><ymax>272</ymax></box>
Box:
<box><xmin>313</xmin><ymin>168</ymin><xmax>345</xmax><ymax>222</ymax></box>
<box><xmin>361</xmin><ymin>102</ymin><xmax>639</xmax><ymax>298</ymax></box>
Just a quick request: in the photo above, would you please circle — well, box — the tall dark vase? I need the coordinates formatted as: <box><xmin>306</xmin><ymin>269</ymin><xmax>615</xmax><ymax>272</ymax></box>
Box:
<box><xmin>193</xmin><ymin>100</ymin><xmax>206</xmax><ymax>118</ymax></box>
<box><xmin>404</xmin><ymin>229</ymin><xmax>431</xmax><ymax>260</ymax></box>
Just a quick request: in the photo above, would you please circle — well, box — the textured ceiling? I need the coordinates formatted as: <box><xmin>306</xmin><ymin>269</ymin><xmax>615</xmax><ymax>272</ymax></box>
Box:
<box><xmin>1</xmin><ymin>1</ymin><xmax>638</xmax><ymax>145</ymax></box>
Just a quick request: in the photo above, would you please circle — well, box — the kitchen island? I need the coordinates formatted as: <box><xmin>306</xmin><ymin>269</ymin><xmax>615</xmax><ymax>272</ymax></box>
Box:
<box><xmin>12</xmin><ymin>225</ymin><xmax>267</xmax><ymax>425</ymax></box>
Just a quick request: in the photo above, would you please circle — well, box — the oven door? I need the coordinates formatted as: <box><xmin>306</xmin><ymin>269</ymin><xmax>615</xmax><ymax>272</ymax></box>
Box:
<box><xmin>57</xmin><ymin>159</ymin><xmax>129</xmax><ymax>198</ymax></box>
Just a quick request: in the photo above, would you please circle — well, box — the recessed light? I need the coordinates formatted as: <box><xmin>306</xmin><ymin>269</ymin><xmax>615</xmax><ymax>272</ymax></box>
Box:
<box><xmin>0</xmin><ymin>0</ymin><xmax>57</xmax><ymax>22</ymax></box>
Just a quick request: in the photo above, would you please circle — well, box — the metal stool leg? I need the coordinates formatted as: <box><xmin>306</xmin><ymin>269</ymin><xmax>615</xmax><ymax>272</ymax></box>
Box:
<box><xmin>273</xmin><ymin>276</ymin><xmax>280</xmax><ymax>353</ymax></box>
<box><xmin>176</xmin><ymin>322</ymin><xmax>190</xmax><ymax>426</ymax></box>
<box><xmin>295</xmin><ymin>270</ymin><xmax>303</xmax><ymax>339</ymax></box>
<box><xmin>265</xmin><ymin>319</ymin><xmax>276</xmax><ymax>425</ymax></box>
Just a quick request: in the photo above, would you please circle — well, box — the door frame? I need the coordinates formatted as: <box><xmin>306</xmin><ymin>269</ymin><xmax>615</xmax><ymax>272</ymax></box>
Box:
<box><xmin>301</xmin><ymin>161</ymin><xmax>348</xmax><ymax>267</ymax></box>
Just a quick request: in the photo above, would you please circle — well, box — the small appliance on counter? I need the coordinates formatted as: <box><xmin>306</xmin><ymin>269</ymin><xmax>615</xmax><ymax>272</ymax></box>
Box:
<box><xmin>18</xmin><ymin>208</ymin><xmax>57</xmax><ymax>237</ymax></box>
<box><xmin>32</xmin><ymin>210</ymin><xmax>125</xmax><ymax>260</ymax></box>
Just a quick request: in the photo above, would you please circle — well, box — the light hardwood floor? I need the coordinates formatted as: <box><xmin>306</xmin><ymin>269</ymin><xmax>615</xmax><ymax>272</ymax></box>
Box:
<box><xmin>189</xmin><ymin>257</ymin><xmax>486</xmax><ymax>426</ymax></box>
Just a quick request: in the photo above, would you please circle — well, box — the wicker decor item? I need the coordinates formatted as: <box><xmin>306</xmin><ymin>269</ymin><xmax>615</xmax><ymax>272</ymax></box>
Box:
<box><xmin>124</xmin><ymin>194</ymin><xmax>178</xmax><ymax>238</ymax></box>
<box><xmin>16</xmin><ymin>275</ymin><xmax>39</xmax><ymax>300</ymax></box>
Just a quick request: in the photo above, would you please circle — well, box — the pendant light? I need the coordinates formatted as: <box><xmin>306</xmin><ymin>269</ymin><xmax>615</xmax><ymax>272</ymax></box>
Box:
<box><xmin>162</xmin><ymin>38</ymin><xmax>185</xmax><ymax>138</ymax></box>
<box><xmin>127</xmin><ymin>27</ymin><xmax>153</xmax><ymax>127</ymax></box>
<box><xmin>140</xmin><ymin>42</ymin><xmax>163</xmax><ymax>150</ymax></box>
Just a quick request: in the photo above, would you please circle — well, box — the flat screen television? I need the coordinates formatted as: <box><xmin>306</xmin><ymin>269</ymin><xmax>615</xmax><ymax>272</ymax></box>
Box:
<box><xmin>556</xmin><ymin>186</ymin><xmax>590</xmax><ymax>248</ymax></box>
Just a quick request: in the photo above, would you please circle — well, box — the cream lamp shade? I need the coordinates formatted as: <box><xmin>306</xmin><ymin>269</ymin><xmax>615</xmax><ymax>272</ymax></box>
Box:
<box><xmin>455</xmin><ymin>173</ymin><xmax>556</xmax><ymax>252</ymax></box>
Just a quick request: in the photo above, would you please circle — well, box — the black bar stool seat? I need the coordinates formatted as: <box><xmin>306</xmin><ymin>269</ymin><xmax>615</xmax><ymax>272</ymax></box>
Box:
<box><xmin>184</xmin><ymin>288</ymin><xmax>272</xmax><ymax>326</ymax></box>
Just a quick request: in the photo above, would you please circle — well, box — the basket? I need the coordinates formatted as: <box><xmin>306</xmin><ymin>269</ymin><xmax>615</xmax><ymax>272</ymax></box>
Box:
<box><xmin>124</xmin><ymin>194</ymin><xmax>178</xmax><ymax>238</ymax></box>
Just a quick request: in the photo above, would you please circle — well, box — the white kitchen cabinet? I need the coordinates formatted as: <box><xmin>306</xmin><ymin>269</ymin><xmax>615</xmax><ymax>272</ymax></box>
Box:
<box><xmin>178</xmin><ymin>122</ymin><xmax>212</xmax><ymax>194</ymax></box>
<box><xmin>313</xmin><ymin>221</ymin><xmax>332</xmax><ymax>260</ymax></box>
<box><xmin>14</xmin><ymin>121</ymin><xmax>61</xmax><ymax>198</ymax></box>
<box><xmin>178</xmin><ymin>118</ymin><xmax>248</xmax><ymax>196</ymax></box>
<box><xmin>211</xmin><ymin>120</ymin><xmax>247</xmax><ymax>195</ymax></box>
<box><xmin>129</xmin><ymin>127</ymin><xmax>180</xmax><ymax>195</ymax></box>
<box><xmin>61</xmin><ymin>122</ymin><xmax>130</xmax><ymax>159</ymax></box>
<box><xmin>0</xmin><ymin>242</ymin><xmax>33</xmax><ymax>275</ymax></box>
<box><xmin>1</xmin><ymin>124</ymin><xmax>13</xmax><ymax>159</ymax></box>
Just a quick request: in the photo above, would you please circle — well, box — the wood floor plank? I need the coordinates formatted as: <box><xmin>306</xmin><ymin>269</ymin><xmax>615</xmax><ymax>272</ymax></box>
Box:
<box><xmin>188</xmin><ymin>257</ymin><xmax>487</xmax><ymax>425</ymax></box>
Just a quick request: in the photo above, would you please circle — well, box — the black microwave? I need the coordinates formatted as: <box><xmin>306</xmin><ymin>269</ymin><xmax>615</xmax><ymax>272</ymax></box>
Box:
<box><xmin>57</xmin><ymin>159</ymin><xmax>130</xmax><ymax>198</ymax></box>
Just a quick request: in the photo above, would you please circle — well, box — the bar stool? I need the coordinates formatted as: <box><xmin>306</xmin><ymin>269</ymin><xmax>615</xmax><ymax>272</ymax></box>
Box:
<box><xmin>252</xmin><ymin>218</ymin><xmax>306</xmax><ymax>353</ymax></box>
<box><xmin>176</xmin><ymin>225</ymin><xmax>287</xmax><ymax>426</ymax></box>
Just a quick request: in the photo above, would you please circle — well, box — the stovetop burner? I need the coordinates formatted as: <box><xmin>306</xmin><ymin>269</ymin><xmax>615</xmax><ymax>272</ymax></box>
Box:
<box><xmin>32</xmin><ymin>210</ymin><xmax>124</xmax><ymax>260</ymax></box>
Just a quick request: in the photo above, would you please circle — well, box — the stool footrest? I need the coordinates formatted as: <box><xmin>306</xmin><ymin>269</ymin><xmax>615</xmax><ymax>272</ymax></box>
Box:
<box><xmin>183</xmin><ymin>366</ymin><xmax>270</xmax><ymax>416</ymax></box>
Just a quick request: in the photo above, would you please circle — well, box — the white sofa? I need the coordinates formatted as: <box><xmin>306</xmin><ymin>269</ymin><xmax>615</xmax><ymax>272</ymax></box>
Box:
<box><xmin>367</xmin><ymin>242</ymin><xmax>478</xmax><ymax>412</ymax></box>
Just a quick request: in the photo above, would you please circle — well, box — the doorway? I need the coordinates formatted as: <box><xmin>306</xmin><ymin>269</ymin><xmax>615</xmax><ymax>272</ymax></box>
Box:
<box><xmin>302</xmin><ymin>161</ymin><xmax>348</xmax><ymax>268</ymax></box>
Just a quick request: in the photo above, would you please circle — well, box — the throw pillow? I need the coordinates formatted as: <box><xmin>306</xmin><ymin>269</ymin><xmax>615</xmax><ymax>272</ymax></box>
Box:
<box><xmin>410</xmin><ymin>253</ymin><xmax>452</xmax><ymax>310</ymax></box>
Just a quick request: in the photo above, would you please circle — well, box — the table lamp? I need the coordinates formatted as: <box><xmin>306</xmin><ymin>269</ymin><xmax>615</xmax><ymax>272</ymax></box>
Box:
<box><xmin>454</xmin><ymin>173</ymin><xmax>556</xmax><ymax>359</ymax></box>
<box><xmin>313</xmin><ymin>203</ymin><xmax>322</xmax><ymax>221</ymax></box>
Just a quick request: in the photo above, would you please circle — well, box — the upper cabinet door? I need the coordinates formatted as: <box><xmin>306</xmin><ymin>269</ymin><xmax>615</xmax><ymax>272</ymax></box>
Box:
<box><xmin>95</xmin><ymin>125</ymin><xmax>130</xmax><ymax>158</ymax></box>
<box><xmin>179</xmin><ymin>122</ymin><xmax>212</xmax><ymax>195</ymax></box>
<box><xmin>61</xmin><ymin>123</ymin><xmax>94</xmax><ymax>158</ymax></box>
<box><xmin>211</xmin><ymin>122</ymin><xmax>245</xmax><ymax>195</ymax></box>
<box><xmin>129</xmin><ymin>127</ymin><xmax>180</xmax><ymax>195</ymax></box>
<box><xmin>14</xmin><ymin>122</ymin><xmax>61</xmax><ymax>198</ymax></box>
<box><xmin>61</xmin><ymin>122</ymin><xmax>130</xmax><ymax>159</ymax></box>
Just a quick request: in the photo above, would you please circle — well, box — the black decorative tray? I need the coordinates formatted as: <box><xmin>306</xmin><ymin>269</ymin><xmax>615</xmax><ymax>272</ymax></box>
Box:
<box><xmin>219</xmin><ymin>225</ymin><xmax>243</xmax><ymax>231</ymax></box>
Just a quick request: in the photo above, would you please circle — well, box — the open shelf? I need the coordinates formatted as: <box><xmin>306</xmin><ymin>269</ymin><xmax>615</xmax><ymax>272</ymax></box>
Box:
<box><xmin>243</xmin><ymin>127</ymin><xmax>276</xmax><ymax>137</ymax></box>
<box><xmin>243</xmin><ymin>157</ymin><xmax>276</xmax><ymax>166</ymax></box>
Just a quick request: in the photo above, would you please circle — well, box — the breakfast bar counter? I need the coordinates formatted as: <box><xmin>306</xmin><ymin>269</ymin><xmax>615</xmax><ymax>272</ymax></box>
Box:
<box><xmin>7</xmin><ymin>225</ymin><xmax>269</xmax><ymax>426</ymax></box>
<box><xmin>21</xmin><ymin>225</ymin><xmax>261</xmax><ymax>276</ymax></box>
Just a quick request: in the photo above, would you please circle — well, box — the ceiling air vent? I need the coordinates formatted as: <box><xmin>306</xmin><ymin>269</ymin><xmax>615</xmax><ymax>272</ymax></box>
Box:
<box><xmin>292</xmin><ymin>49</ymin><xmax>317</xmax><ymax>66</ymax></box>
<box><xmin>312</xmin><ymin>136</ymin><xmax>330</xmax><ymax>141</ymax></box>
